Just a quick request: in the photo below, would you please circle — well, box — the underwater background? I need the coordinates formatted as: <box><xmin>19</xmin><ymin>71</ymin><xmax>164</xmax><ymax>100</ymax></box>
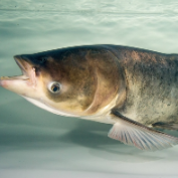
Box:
<box><xmin>0</xmin><ymin>0</ymin><xmax>178</xmax><ymax>177</ymax></box>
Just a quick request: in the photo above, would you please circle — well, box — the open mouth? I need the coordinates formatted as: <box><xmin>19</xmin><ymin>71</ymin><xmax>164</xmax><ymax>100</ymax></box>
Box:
<box><xmin>14</xmin><ymin>56</ymin><xmax>30</xmax><ymax>80</ymax></box>
<box><xmin>0</xmin><ymin>56</ymin><xmax>37</xmax><ymax>87</ymax></box>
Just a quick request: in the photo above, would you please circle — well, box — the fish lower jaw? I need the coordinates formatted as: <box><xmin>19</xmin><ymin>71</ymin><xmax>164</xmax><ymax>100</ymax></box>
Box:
<box><xmin>0</xmin><ymin>74</ymin><xmax>37</xmax><ymax>89</ymax></box>
<box><xmin>15</xmin><ymin>74</ymin><xmax>29</xmax><ymax>80</ymax></box>
<box><xmin>0</xmin><ymin>75</ymin><xmax>29</xmax><ymax>81</ymax></box>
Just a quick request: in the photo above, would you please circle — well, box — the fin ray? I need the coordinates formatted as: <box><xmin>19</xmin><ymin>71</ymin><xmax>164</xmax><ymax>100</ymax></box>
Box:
<box><xmin>108</xmin><ymin>112</ymin><xmax>178</xmax><ymax>151</ymax></box>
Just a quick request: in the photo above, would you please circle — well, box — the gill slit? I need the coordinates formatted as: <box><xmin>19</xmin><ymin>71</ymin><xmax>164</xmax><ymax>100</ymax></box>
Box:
<box><xmin>83</xmin><ymin>68</ymin><xmax>99</xmax><ymax>114</ymax></box>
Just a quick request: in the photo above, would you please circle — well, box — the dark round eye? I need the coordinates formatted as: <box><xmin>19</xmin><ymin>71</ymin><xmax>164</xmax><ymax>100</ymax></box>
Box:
<box><xmin>48</xmin><ymin>82</ymin><xmax>60</xmax><ymax>94</ymax></box>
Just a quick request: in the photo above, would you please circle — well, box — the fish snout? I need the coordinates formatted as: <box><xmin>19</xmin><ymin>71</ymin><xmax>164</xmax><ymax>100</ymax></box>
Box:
<box><xmin>14</xmin><ymin>55</ymin><xmax>30</xmax><ymax>62</ymax></box>
<box><xmin>14</xmin><ymin>55</ymin><xmax>21</xmax><ymax>60</ymax></box>
<box><xmin>0</xmin><ymin>77</ymin><xmax>4</xmax><ymax>87</ymax></box>
<box><xmin>0</xmin><ymin>76</ymin><xmax>12</xmax><ymax>88</ymax></box>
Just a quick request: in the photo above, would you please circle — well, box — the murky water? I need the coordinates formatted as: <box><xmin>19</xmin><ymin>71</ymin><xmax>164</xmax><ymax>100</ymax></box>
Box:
<box><xmin>1</xmin><ymin>0</ymin><xmax>178</xmax><ymax>177</ymax></box>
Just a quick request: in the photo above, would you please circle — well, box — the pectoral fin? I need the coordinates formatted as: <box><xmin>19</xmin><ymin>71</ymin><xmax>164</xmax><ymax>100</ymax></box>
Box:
<box><xmin>108</xmin><ymin>110</ymin><xmax>178</xmax><ymax>151</ymax></box>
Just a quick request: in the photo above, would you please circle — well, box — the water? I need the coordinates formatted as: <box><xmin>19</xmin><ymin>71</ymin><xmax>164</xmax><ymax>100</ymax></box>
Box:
<box><xmin>0</xmin><ymin>0</ymin><xmax>178</xmax><ymax>177</ymax></box>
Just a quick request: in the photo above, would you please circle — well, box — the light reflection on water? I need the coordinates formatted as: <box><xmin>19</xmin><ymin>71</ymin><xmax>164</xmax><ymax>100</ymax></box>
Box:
<box><xmin>1</xmin><ymin>0</ymin><xmax>178</xmax><ymax>177</ymax></box>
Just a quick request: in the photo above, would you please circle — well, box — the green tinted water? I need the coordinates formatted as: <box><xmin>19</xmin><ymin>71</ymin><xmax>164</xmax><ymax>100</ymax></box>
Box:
<box><xmin>0</xmin><ymin>0</ymin><xmax>178</xmax><ymax>177</ymax></box>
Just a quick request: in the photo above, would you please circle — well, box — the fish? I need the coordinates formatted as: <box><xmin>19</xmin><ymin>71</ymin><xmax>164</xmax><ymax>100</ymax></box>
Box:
<box><xmin>1</xmin><ymin>44</ymin><xmax>178</xmax><ymax>151</ymax></box>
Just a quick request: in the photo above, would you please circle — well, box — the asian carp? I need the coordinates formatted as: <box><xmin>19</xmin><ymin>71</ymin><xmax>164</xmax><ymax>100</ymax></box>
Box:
<box><xmin>1</xmin><ymin>44</ymin><xmax>178</xmax><ymax>151</ymax></box>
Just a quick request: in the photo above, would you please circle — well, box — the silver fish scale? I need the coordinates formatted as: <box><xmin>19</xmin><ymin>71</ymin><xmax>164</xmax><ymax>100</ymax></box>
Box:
<box><xmin>118</xmin><ymin>54</ymin><xmax>178</xmax><ymax>126</ymax></box>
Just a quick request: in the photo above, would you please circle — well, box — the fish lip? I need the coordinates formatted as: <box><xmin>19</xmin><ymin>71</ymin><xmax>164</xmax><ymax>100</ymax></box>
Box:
<box><xmin>0</xmin><ymin>56</ymin><xmax>31</xmax><ymax>82</ymax></box>
<box><xmin>13</xmin><ymin>55</ymin><xmax>37</xmax><ymax>87</ymax></box>
<box><xmin>14</xmin><ymin>55</ymin><xmax>28</xmax><ymax>76</ymax></box>
<box><xmin>0</xmin><ymin>55</ymin><xmax>37</xmax><ymax>89</ymax></box>
<box><xmin>13</xmin><ymin>55</ymin><xmax>34</xmax><ymax>80</ymax></box>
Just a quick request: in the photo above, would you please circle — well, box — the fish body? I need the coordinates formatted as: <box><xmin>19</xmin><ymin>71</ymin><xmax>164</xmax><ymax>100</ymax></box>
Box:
<box><xmin>110</xmin><ymin>45</ymin><xmax>178</xmax><ymax>126</ymax></box>
<box><xmin>1</xmin><ymin>44</ymin><xmax>178</xmax><ymax>151</ymax></box>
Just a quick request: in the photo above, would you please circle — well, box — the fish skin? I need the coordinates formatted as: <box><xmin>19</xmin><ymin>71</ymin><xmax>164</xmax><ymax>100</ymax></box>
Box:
<box><xmin>1</xmin><ymin>44</ymin><xmax>178</xmax><ymax>151</ymax></box>
<box><xmin>109</xmin><ymin>45</ymin><xmax>178</xmax><ymax>126</ymax></box>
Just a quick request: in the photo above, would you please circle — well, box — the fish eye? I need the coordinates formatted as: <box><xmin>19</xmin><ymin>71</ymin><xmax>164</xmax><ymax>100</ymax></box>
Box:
<box><xmin>48</xmin><ymin>82</ymin><xmax>61</xmax><ymax>94</ymax></box>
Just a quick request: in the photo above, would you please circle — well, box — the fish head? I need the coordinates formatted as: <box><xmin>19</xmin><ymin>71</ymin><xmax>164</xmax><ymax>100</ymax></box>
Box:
<box><xmin>0</xmin><ymin>47</ymin><xmax>125</xmax><ymax>117</ymax></box>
